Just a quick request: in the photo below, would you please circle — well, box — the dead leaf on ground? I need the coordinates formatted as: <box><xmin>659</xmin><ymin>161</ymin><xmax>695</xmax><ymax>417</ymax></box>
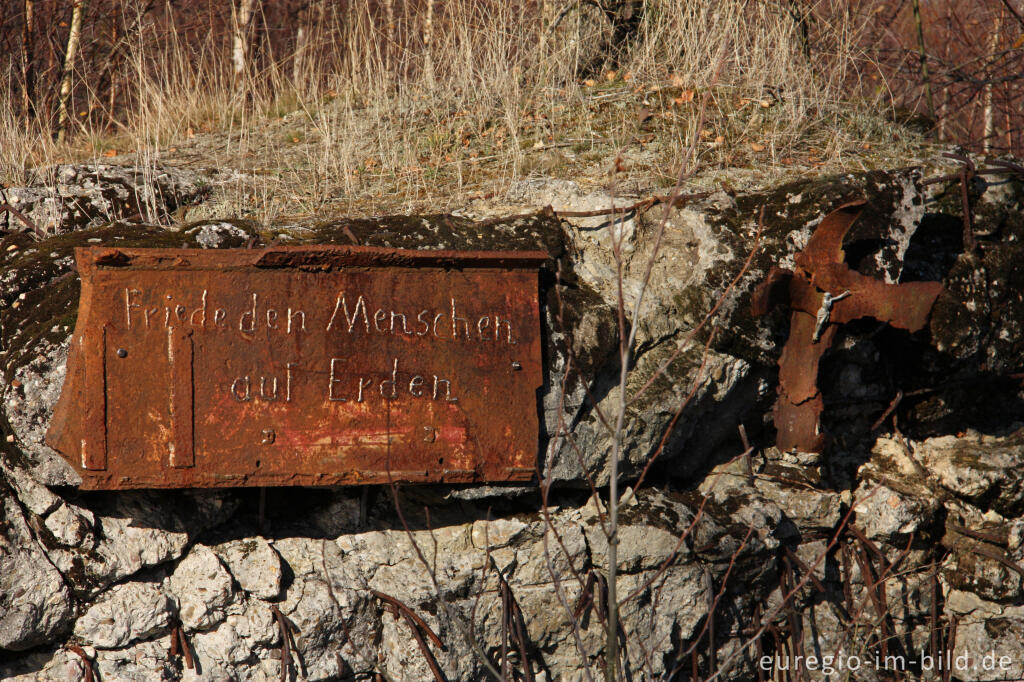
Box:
<box><xmin>673</xmin><ymin>90</ymin><xmax>695</xmax><ymax>105</ymax></box>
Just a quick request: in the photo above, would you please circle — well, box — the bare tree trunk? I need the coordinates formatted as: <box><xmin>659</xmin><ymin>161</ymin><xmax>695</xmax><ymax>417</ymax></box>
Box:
<box><xmin>982</xmin><ymin>7</ymin><xmax>1004</xmax><ymax>154</ymax></box>
<box><xmin>57</xmin><ymin>0</ymin><xmax>87</xmax><ymax>142</ymax></box>
<box><xmin>108</xmin><ymin>18</ymin><xmax>117</xmax><ymax>122</ymax></box>
<box><xmin>292</xmin><ymin>6</ymin><xmax>307</xmax><ymax>86</ymax></box>
<box><xmin>232</xmin><ymin>0</ymin><xmax>257</xmax><ymax>79</ymax></box>
<box><xmin>911</xmin><ymin>0</ymin><xmax>935</xmax><ymax>121</ymax></box>
<box><xmin>937</xmin><ymin>3</ymin><xmax>952</xmax><ymax>140</ymax></box>
<box><xmin>423</xmin><ymin>0</ymin><xmax>434</xmax><ymax>87</ymax></box>
<box><xmin>383</xmin><ymin>0</ymin><xmax>394</xmax><ymax>69</ymax></box>
<box><xmin>21</xmin><ymin>0</ymin><xmax>35</xmax><ymax>122</ymax></box>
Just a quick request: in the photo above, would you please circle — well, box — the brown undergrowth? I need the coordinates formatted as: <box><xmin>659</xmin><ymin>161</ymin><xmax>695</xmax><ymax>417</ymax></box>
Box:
<box><xmin>0</xmin><ymin>0</ymin><xmax>923</xmax><ymax>223</ymax></box>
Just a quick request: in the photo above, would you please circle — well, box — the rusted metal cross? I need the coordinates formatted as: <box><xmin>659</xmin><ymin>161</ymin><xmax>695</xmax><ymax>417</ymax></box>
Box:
<box><xmin>751</xmin><ymin>200</ymin><xmax>944</xmax><ymax>453</ymax></box>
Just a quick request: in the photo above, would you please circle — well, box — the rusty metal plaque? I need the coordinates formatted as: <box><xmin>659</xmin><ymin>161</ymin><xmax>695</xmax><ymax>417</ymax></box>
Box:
<box><xmin>46</xmin><ymin>246</ymin><xmax>546</xmax><ymax>489</ymax></box>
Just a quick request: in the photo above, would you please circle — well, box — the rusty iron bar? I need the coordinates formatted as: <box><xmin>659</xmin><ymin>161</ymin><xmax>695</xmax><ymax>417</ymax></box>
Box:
<box><xmin>870</xmin><ymin>390</ymin><xmax>904</xmax><ymax>432</ymax></box>
<box><xmin>738</xmin><ymin>424</ymin><xmax>755</xmax><ymax>486</ymax></box>
<box><xmin>500</xmin><ymin>573</ymin><xmax>509</xmax><ymax>681</ymax></box>
<box><xmin>945</xmin><ymin>522</ymin><xmax>1009</xmax><ymax>547</ymax></box>
<box><xmin>753</xmin><ymin>603</ymin><xmax>766</xmax><ymax>682</ymax></box>
<box><xmin>373</xmin><ymin>591</ymin><xmax>447</xmax><ymax>682</ymax></box>
<box><xmin>782</xmin><ymin>546</ymin><xmax>828</xmax><ymax>598</ymax></box>
<box><xmin>958</xmin><ymin>164</ymin><xmax>977</xmax><ymax>253</ymax></box>
<box><xmin>168</xmin><ymin>622</ymin><xmax>195</xmax><ymax>669</ymax></box>
<box><xmin>765</xmin><ymin>623</ymin><xmax>787</xmax><ymax>682</ymax></box>
<box><xmin>571</xmin><ymin>571</ymin><xmax>598</xmax><ymax>622</ymax></box>
<box><xmin>840</xmin><ymin>541</ymin><xmax>855</xmax><ymax>623</ymax></box>
<box><xmin>493</xmin><ymin>562</ymin><xmax>535</xmax><ymax>682</ymax></box>
<box><xmin>851</xmin><ymin>541</ymin><xmax>891</xmax><ymax>661</ymax></box>
<box><xmin>942</xmin><ymin>616</ymin><xmax>958</xmax><ymax>682</ymax></box>
<box><xmin>705</xmin><ymin>566</ymin><xmax>717</xmax><ymax>681</ymax></box>
<box><xmin>930</xmin><ymin>570</ymin><xmax>941</xmax><ymax>666</ymax></box>
<box><xmin>779</xmin><ymin>557</ymin><xmax>804</xmax><ymax>682</ymax></box>
<box><xmin>66</xmin><ymin>645</ymin><xmax>96</xmax><ymax>682</ymax></box>
<box><xmin>845</xmin><ymin>523</ymin><xmax>891</xmax><ymax>570</ymax></box>
<box><xmin>270</xmin><ymin>604</ymin><xmax>302</xmax><ymax>682</ymax></box>
<box><xmin>47</xmin><ymin>245</ymin><xmax>546</xmax><ymax>489</ymax></box>
<box><xmin>474</xmin><ymin>192</ymin><xmax>713</xmax><ymax>232</ymax></box>
<box><xmin>395</xmin><ymin>607</ymin><xmax>448</xmax><ymax>682</ymax></box>
<box><xmin>370</xmin><ymin>590</ymin><xmax>445</xmax><ymax>650</ymax></box>
<box><xmin>921</xmin><ymin>159</ymin><xmax>1024</xmax><ymax>186</ymax></box>
<box><xmin>0</xmin><ymin>203</ymin><xmax>43</xmax><ymax>238</ymax></box>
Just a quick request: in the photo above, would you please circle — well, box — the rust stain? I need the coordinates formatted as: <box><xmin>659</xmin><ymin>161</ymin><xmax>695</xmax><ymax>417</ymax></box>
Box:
<box><xmin>46</xmin><ymin>246</ymin><xmax>547</xmax><ymax>489</ymax></box>
<box><xmin>752</xmin><ymin>201</ymin><xmax>943</xmax><ymax>453</ymax></box>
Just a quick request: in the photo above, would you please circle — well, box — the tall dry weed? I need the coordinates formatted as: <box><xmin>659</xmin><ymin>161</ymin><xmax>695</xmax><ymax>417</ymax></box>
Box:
<box><xmin>1</xmin><ymin>0</ymin><xmax>902</xmax><ymax>217</ymax></box>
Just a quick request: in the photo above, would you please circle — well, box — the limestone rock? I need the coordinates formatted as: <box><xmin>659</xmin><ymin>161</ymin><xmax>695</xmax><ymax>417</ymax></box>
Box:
<box><xmin>852</xmin><ymin>481</ymin><xmax>940</xmax><ymax>544</ymax></box>
<box><xmin>45</xmin><ymin>491</ymin><xmax>237</xmax><ymax>598</ymax></box>
<box><xmin>953</xmin><ymin>619</ymin><xmax>1024</xmax><ymax>681</ymax></box>
<box><xmin>187</xmin><ymin>599</ymin><xmax>277</xmax><ymax>672</ymax></box>
<box><xmin>1</xmin><ymin>159</ymin><xmax>1023</xmax><ymax>681</ymax></box>
<box><xmin>72</xmin><ymin>581</ymin><xmax>173</xmax><ymax>649</ymax></box>
<box><xmin>169</xmin><ymin>544</ymin><xmax>236</xmax><ymax>632</ymax></box>
<box><xmin>1</xmin><ymin>164</ymin><xmax>213</xmax><ymax>236</ymax></box>
<box><xmin>183</xmin><ymin>220</ymin><xmax>254</xmax><ymax>249</ymax></box>
<box><xmin>0</xmin><ymin>489</ymin><xmax>74</xmax><ymax>650</ymax></box>
<box><xmin>42</xmin><ymin>502</ymin><xmax>95</xmax><ymax>546</ymax></box>
<box><xmin>212</xmin><ymin>537</ymin><xmax>284</xmax><ymax>600</ymax></box>
<box><xmin>915</xmin><ymin>432</ymin><xmax>1024</xmax><ymax>516</ymax></box>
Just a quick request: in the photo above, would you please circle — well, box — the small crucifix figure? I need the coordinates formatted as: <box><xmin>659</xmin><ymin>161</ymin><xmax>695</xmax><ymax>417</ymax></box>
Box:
<box><xmin>751</xmin><ymin>200</ymin><xmax>944</xmax><ymax>454</ymax></box>
<box><xmin>812</xmin><ymin>290</ymin><xmax>851</xmax><ymax>343</ymax></box>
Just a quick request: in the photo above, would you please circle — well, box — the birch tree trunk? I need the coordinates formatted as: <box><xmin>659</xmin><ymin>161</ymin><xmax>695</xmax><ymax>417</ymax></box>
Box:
<box><xmin>232</xmin><ymin>0</ymin><xmax>257</xmax><ymax>79</ymax></box>
<box><xmin>982</xmin><ymin>7</ymin><xmax>1004</xmax><ymax>154</ymax></box>
<box><xmin>423</xmin><ymin>0</ymin><xmax>435</xmax><ymax>88</ymax></box>
<box><xmin>108</xmin><ymin>19</ymin><xmax>117</xmax><ymax>119</ymax></box>
<box><xmin>292</xmin><ymin>7</ymin><xmax>307</xmax><ymax>86</ymax></box>
<box><xmin>383</xmin><ymin>0</ymin><xmax>394</xmax><ymax>69</ymax></box>
<box><xmin>21</xmin><ymin>0</ymin><xmax>35</xmax><ymax>122</ymax></box>
<box><xmin>56</xmin><ymin>0</ymin><xmax>86</xmax><ymax>142</ymax></box>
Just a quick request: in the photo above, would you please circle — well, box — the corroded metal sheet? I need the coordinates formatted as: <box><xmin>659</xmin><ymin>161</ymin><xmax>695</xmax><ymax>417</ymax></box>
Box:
<box><xmin>46</xmin><ymin>246</ymin><xmax>546</xmax><ymax>489</ymax></box>
<box><xmin>751</xmin><ymin>201</ymin><xmax>943</xmax><ymax>453</ymax></box>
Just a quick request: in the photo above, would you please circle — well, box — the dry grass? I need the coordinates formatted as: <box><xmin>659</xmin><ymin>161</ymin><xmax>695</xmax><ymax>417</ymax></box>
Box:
<box><xmin>1</xmin><ymin>0</ymin><xmax>923</xmax><ymax>221</ymax></box>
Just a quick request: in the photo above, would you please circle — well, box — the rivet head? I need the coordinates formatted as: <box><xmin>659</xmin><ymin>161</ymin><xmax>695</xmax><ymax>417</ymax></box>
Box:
<box><xmin>511</xmin><ymin>361</ymin><xmax>522</xmax><ymax>371</ymax></box>
<box><xmin>116</xmin><ymin>348</ymin><xmax>128</xmax><ymax>358</ymax></box>
<box><xmin>261</xmin><ymin>429</ymin><xmax>276</xmax><ymax>445</ymax></box>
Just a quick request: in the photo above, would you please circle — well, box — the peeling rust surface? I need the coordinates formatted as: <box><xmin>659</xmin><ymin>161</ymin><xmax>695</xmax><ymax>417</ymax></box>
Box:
<box><xmin>46</xmin><ymin>246</ymin><xmax>546</xmax><ymax>489</ymax></box>
<box><xmin>752</xmin><ymin>201</ymin><xmax>944</xmax><ymax>453</ymax></box>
